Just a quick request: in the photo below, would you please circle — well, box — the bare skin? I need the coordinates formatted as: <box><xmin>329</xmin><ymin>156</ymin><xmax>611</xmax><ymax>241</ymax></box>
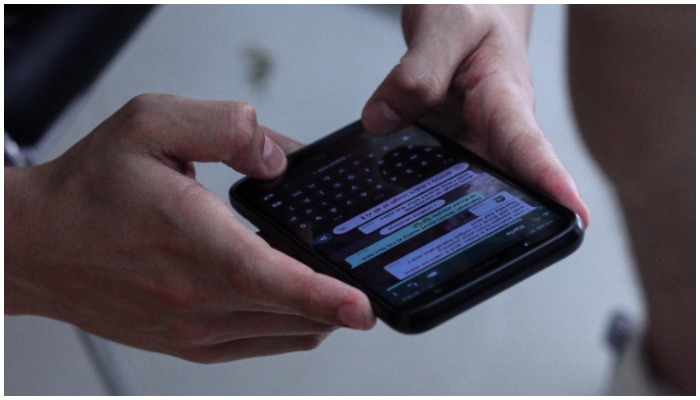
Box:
<box><xmin>364</xmin><ymin>4</ymin><xmax>694</xmax><ymax>394</ymax></box>
<box><xmin>5</xmin><ymin>94</ymin><xmax>375</xmax><ymax>363</ymax></box>
<box><xmin>6</xmin><ymin>6</ymin><xmax>692</xmax><ymax>391</ymax></box>
<box><xmin>362</xmin><ymin>5</ymin><xmax>590</xmax><ymax>227</ymax></box>
<box><xmin>568</xmin><ymin>5</ymin><xmax>695</xmax><ymax>394</ymax></box>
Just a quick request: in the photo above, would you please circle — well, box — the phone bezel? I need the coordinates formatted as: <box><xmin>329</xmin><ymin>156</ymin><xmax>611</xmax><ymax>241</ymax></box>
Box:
<box><xmin>229</xmin><ymin>121</ymin><xmax>584</xmax><ymax>333</ymax></box>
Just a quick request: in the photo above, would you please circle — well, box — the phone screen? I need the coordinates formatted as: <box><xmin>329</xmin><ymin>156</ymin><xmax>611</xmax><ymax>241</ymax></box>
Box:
<box><xmin>232</xmin><ymin>123</ymin><xmax>578</xmax><ymax>309</ymax></box>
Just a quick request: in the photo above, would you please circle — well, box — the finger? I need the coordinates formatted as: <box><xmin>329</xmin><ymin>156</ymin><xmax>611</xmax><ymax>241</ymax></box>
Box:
<box><xmin>464</xmin><ymin>78</ymin><xmax>590</xmax><ymax>227</ymax></box>
<box><xmin>494</xmin><ymin>125</ymin><xmax>591</xmax><ymax>227</ymax></box>
<box><xmin>219</xmin><ymin>229</ymin><xmax>376</xmax><ymax>331</ymax></box>
<box><xmin>362</xmin><ymin>5</ymin><xmax>485</xmax><ymax>134</ymax></box>
<box><xmin>71</xmin><ymin>307</ymin><xmax>334</xmax><ymax>364</ymax></box>
<box><xmin>190</xmin><ymin>198</ymin><xmax>376</xmax><ymax>331</ymax></box>
<box><xmin>436</xmin><ymin>14</ymin><xmax>590</xmax><ymax>227</ymax></box>
<box><xmin>164</xmin><ymin>168</ymin><xmax>374</xmax><ymax>330</ymax></box>
<box><xmin>182</xmin><ymin>334</ymin><xmax>333</xmax><ymax>364</ymax></box>
<box><xmin>167</xmin><ymin>311</ymin><xmax>338</xmax><ymax>347</ymax></box>
<box><xmin>119</xmin><ymin>93</ymin><xmax>287</xmax><ymax>179</ymax></box>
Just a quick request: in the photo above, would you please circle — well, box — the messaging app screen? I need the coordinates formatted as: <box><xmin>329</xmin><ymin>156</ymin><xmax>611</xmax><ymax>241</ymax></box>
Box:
<box><xmin>258</xmin><ymin>125</ymin><xmax>563</xmax><ymax>304</ymax></box>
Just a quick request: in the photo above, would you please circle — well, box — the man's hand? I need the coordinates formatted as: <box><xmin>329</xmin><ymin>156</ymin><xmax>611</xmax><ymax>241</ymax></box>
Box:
<box><xmin>363</xmin><ymin>5</ymin><xmax>589</xmax><ymax>226</ymax></box>
<box><xmin>5</xmin><ymin>94</ymin><xmax>375</xmax><ymax>363</ymax></box>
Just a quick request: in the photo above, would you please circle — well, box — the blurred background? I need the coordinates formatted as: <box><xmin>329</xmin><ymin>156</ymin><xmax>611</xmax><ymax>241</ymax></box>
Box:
<box><xmin>5</xmin><ymin>5</ymin><xmax>644</xmax><ymax>395</ymax></box>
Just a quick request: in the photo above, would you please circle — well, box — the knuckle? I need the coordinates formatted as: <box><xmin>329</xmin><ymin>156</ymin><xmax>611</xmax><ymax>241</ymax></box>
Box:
<box><xmin>163</xmin><ymin>304</ymin><xmax>229</xmax><ymax>348</ymax></box>
<box><xmin>169</xmin><ymin>321</ymin><xmax>210</xmax><ymax>345</ymax></box>
<box><xmin>293</xmin><ymin>334</ymin><xmax>328</xmax><ymax>351</ymax></box>
<box><xmin>154</xmin><ymin>284</ymin><xmax>206</xmax><ymax>313</ymax></box>
<box><xmin>233</xmin><ymin>101</ymin><xmax>258</xmax><ymax>125</ymax></box>
<box><xmin>116</xmin><ymin>94</ymin><xmax>171</xmax><ymax>139</ymax></box>
<box><xmin>125</xmin><ymin>93</ymin><xmax>162</xmax><ymax>108</ymax></box>
<box><xmin>391</xmin><ymin>65</ymin><xmax>445</xmax><ymax>109</ymax></box>
<box><xmin>122</xmin><ymin>94</ymin><xmax>164</xmax><ymax>122</ymax></box>
<box><xmin>224</xmin><ymin>102</ymin><xmax>259</xmax><ymax>152</ymax></box>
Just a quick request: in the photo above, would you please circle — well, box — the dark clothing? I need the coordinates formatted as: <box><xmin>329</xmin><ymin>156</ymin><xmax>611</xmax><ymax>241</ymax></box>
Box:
<box><xmin>5</xmin><ymin>5</ymin><xmax>154</xmax><ymax>147</ymax></box>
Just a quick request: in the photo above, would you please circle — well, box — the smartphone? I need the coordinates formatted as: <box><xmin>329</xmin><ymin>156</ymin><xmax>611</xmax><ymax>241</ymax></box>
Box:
<box><xmin>229</xmin><ymin>121</ymin><xmax>584</xmax><ymax>333</ymax></box>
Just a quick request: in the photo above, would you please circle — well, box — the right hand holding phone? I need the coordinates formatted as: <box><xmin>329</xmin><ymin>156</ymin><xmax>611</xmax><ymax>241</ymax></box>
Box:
<box><xmin>362</xmin><ymin>4</ymin><xmax>589</xmax><ymax>227</ymax></box>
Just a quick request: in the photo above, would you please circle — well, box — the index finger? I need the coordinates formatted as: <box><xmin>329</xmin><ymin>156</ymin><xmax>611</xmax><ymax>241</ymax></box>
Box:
<box><xmin>362</xmin><ymin>5</ymin><xmax>483</xmax><ymax>135</ymax></box>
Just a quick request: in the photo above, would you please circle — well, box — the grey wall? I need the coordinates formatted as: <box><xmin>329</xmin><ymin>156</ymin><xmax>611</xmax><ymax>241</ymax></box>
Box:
<box><xmin>5</xmin><ymin>5</ymin><xmax>643</xmax><ymax>395</ymax></box>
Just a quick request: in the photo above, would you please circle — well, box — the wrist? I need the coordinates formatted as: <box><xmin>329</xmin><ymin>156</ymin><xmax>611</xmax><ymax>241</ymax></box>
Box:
<box><xmin>5</xmin><ymin>166</ymin><xmax>46</xmax><ymax>315</ymax></box>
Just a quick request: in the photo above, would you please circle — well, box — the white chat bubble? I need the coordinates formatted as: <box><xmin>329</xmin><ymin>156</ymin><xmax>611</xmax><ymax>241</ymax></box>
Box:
<box><xmin>378</xmin><ymin>199</ymin><xmax>445</xmax><ymax>236</ymax></box>
<box><xmin>344</xmin><ymin>192</ymin><xmax>485</xmax><ymax>268</ymax></box>
<box><xmin>384</xmin><ymin>193</ymin><xmax>535</xmax><ymax>280</ymax></box>
<box><xmin>333</xmin><ymin>163</ymin><xmax>469</xmax><ymax>235</ymax></box>
<box><xmin>358</xmin><ymin>170</ymin><xmax>478</xmax><ymax>234</ymax></box>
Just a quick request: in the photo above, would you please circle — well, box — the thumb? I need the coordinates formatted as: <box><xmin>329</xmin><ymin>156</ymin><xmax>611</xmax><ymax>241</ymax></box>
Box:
<box><xmin>217</xmin><ymin>226</ymin><xmax>376</xmax><ymax>330</ymax></box>
<box><xmin>265</xmin><ymin>129</ymin><xmax>305</xmax><ymax>155</ymax></box>
<box><xmin>123</xmin><ymin>94</ymin><xmax>287</xmax><ymax>179</ymax></box>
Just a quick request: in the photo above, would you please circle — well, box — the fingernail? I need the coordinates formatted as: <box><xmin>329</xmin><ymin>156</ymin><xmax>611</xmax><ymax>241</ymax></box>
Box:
<box><xmin>280</xmin><ymin>141</ymin><xmax>303</xmax><ymax>155</ymax></box>
<box><xmin>363</xmin><ymin>99</ymin><xmax>403</xmax><ymax>135</ymax></box>
<box><xmin>262</xmin><ymin>134</ymin><xmax>286</xmax><ymax>173</ymax></box>
<box><xmin>337</xmin><ymin>302</ymin><xmax>366</xmax><ymax>330</ymax></box>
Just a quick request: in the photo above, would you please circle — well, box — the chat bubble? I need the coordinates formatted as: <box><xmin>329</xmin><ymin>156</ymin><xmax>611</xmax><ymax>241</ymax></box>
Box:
<box><xmin>333</xmin><ymin>163</ymin><xmax>469</xmax><ymax>235</ymax></box>
<box><xmin>345</xmin><ymin>192</ymin><xmax>485</xmax><ymax>268</ymax></box>
<box><xmin>468</xmin><ymin>192</ymin><xmax>512</xmax><ymax>216</ymax></box>
<box><xmin>384</xmin><ymin>193</ymin><xmax>535</xmax><ymax>280</ymax></box>
<box><xmin>378</xmin><ymin>199</ymin><xmax>445</xmax><ymax>236</ymax></box>
<box><xmin>358</xmin><ymin>170</ymin><xmax>478</xmax><ymax>234</ymax></box>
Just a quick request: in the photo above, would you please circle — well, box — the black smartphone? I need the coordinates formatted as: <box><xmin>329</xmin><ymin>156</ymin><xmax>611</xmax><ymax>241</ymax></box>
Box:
<box><xmin>229</xmin><ymin>121</ymin><xmax>583</xmax><ymax>333</ymax></box>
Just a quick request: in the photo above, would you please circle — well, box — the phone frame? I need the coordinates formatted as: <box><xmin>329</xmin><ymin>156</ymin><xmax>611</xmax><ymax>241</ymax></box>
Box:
<box><xmin>230</xmin><ymin>121</ymin><xmax>584</xmax><ymax>333</ymax></box>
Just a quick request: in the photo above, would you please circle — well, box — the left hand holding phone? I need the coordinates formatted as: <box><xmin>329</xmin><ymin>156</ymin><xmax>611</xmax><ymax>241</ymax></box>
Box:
<box><xmin>5</xmin><ymin>94</ymin><xmax>375</xmax><ymax>363</ymax></box>
<box><xmin>362</xmin><ymin>5</ymin><xmax>589</xmax><ymax>227</ymax></box>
